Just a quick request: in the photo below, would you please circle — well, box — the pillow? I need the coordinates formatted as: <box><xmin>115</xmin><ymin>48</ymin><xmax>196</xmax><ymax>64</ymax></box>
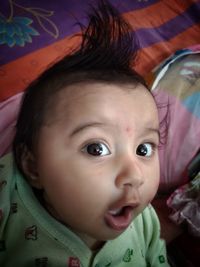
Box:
<box><xmin>151</xmin><ymin>45</ymin><xmax>200</xmax><ymax>193</ymax></box>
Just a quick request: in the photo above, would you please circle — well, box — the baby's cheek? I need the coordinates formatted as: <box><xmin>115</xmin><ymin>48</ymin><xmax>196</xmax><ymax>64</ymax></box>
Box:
<box><xmin>145</xmin><ymin>183</ymin><xmax>158</xmax><ymax>203</ymax></box>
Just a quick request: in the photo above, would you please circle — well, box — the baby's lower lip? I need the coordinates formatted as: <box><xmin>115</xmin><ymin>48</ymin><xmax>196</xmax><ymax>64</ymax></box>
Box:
<box><xmin>104</xmin><ymin>206</ymin><xmax>134</xmax><ymax>231</ymax></box>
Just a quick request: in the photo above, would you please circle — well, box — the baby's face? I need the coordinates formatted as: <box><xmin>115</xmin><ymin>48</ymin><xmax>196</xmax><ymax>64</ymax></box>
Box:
<box><xmin>32</xmin><ymin>82</ymin><xmax>160</xmax><ymax>249</ymax></box>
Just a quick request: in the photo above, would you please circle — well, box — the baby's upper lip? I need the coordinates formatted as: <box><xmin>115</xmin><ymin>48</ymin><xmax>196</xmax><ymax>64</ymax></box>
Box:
<box><xmin>108</xmin><ymin>201</ymin><xmax>140</xmax><ymax>215</ymax></box>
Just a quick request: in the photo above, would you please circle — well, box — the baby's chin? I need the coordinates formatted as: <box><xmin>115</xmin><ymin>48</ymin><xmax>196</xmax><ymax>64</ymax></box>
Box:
<box><xmin>70</xmin><ymin>223</ymin><xmax>129</xmax><ymax>249</ymax></box>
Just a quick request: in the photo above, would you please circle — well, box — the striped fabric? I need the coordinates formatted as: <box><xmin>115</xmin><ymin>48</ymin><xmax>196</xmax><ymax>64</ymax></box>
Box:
<box><xmin>0</xmin><ymin>0</ymin><xmax>200</xmax><ymax>102</ymax></box>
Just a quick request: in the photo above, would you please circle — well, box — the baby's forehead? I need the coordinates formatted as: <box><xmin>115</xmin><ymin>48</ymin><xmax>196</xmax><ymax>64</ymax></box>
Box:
<box><xmin>40</xmin><ymin>70</ymin><xmax>148</xmax><ymax>120</ymax></box>
<box><xmin>43</xmin><ymin>81</ymin><xmax>156</xmax><ymax>126</ymax></box>
<box><xmin>45</xmin><ymin>81</ymin><xmax>143</xmax><ymax>110</ymax></box>
<box><xmin>49</xmin><ymin>80</ymin><xmax>145</xmax><ymax>99</ymax></box>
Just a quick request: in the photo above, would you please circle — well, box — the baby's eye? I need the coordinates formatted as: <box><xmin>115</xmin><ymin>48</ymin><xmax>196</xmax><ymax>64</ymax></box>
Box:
<box><xmin>82</xmin><ymin>142</ymin><xmax>110</xmax><ymax>156</ymax></box>
<box><xmin>136</xmin><ymin>143</ymin><xmax>154</xmax><ymax>157</ymax></box>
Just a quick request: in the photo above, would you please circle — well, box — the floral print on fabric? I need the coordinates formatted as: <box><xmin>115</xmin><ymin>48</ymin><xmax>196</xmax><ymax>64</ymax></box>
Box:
<box><xmin>0</xmin><ymin>16</ymin><xmax>39</xmax><ymax>47</ymax></box>
<box><xmin>0</xmin><ymin>0</ymin><xmax>59</xmax><ymax>47</ymax></box>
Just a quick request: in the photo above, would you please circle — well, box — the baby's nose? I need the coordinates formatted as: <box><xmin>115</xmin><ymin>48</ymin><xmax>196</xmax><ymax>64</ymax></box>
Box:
<box><xmin>115</xmin><ymin>156</ymin><xmax>144</xmax><ymax>189</ymax></box>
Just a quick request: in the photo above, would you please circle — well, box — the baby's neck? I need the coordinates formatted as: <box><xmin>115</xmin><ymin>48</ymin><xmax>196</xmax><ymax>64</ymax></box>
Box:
<box><xmin>74</xmin><ymin>231</ymin><xmax>106</xmax><ymax>251</ymax></box>
<box><xmin>91</xmin><ymin>240</ymin><xmax>106</xmax><ymax>251</ymax></box>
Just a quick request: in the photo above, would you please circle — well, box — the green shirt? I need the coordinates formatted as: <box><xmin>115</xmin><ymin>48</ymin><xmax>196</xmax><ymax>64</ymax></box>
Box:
<box><xmin>0</xmin><ymin>153</ymin><xmax>170</xmax><ymax>267</ymax></box>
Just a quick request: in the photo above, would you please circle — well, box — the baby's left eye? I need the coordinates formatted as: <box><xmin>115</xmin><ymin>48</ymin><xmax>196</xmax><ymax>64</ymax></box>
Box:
<box><xmin>136</xmin><ymin>143</ymin><xmax>154</xmax><ymax>157</ymax></box>
<box><xmin>82</xmin><ymin>142</ymin><xmax>110</xmax><ymax>157</ymax></box>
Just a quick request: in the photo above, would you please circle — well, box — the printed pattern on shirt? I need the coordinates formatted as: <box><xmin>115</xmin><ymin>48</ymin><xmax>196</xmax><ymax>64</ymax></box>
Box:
<box><xmin>123</xmin><ymin>248</ymin><xmax>134</xmax><ymax>262</ymax></box>
<box><xmin>25</xmin><ymin>225</ymin><xmax>38</xmax><ymax>240</ymax></box>
<box><xmin>10</xmin><ymin>202</ymin><xmax>18</xmax><ymax>213</ymax></box>
<box><xmin>0</xmin><ymin>180</ymin><xmax>7</xmax><ymax>191</ymax></box>
<box><xmin>68</xmin><ymin>257</ymin><xmax>80</xmax><ymax>267</ymax></box>
<box><xmin>159</xmin><ymin>255</ymin><xmax>166</xmax><ymax>264</ymax></box>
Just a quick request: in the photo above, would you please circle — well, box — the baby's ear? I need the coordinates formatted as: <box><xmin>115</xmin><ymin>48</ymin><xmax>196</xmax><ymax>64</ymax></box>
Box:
<box><xmin>21</xmin><ymin>148</ymin><xmax>43</xmax><ymax>189</ymax></box>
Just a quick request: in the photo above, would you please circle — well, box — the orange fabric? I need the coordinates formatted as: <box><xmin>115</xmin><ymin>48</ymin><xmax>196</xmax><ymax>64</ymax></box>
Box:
<box><xmin>124</xmin><ymin>0</ymin><xmax>198</xmax><ymax>30</ymax></box>
<box><xmin>135</xmin><ymin>23</ymin><xmax>200</xmax><ymax>75</ymax></box>
<box><xmin>0</xmin><ymin>35</ymin><xmax>81</xmax><ymax>101</ymax></box>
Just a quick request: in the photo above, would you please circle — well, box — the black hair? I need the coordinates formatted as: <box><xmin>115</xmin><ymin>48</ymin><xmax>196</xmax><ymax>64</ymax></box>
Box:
<box><xmin>13</xmin><ymin>0</ymin><xmax>149</xmax><ymax>174</ymax></box>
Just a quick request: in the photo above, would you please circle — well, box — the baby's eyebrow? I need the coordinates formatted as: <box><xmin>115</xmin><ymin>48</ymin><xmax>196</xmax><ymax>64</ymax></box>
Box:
<box><xmin>143</xmin><ymin>127</ymin><xmax>160</xmax><ymax>140</ymax></box>
<box><xmin>145</xmin><ymin>127</ymin><xmax>160</xmax><ymax>135</ymax></box>
<box><xmin>70</xmin><ymin>122</ymin><xmax>106</xmax><ymax>136</ymax></box>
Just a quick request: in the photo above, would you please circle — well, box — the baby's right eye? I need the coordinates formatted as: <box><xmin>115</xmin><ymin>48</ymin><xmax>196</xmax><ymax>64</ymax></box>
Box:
<box><xmin>82</xmin><ymin>142</ymin><xmax>110</xmax><ymax>156</ymax></box>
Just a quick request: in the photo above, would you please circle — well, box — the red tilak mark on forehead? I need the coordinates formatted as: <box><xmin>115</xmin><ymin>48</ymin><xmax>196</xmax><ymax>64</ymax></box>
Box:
<box><xmin>125</xmin><ymin>127</ymin><xmax>131</xmax><ymax>133</ymax></box>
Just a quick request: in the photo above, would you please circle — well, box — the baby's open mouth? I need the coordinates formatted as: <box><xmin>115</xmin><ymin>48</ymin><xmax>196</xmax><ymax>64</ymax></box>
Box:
<box><xmin>105</xmin><ymin>204</ymin><xmax>138</xmax><ymax>231</ymax></box>
<box><xmin>109</xmin><ymin>206</ymin><xmax>129</xmax><ymax>216</ymax></box>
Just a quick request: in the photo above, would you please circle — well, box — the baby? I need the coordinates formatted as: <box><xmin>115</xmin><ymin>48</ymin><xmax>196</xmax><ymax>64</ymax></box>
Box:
<box><xmin>0</xmin><ymin>1</ymin><xmax>170</xmax><ymax>266</ymax></box>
